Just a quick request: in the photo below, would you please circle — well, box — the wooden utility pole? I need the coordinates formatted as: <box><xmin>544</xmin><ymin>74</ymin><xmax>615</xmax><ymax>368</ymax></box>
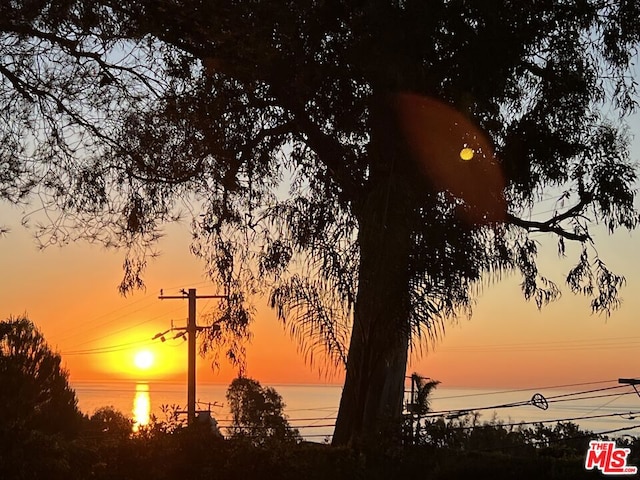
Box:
<box><xmin>159</xmin><ymin>288</ymin><xmax>226</xmax><ymax>425</ymax></box>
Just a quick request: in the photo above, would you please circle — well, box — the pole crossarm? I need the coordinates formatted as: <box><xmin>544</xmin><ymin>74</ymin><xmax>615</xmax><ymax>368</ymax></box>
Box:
<box><xmin>619</xmin><ymin>379</ymin><xmax>640</xmax><ymax>385</ymax></box>
<box><xmin>158</xmin><ymin>295</ymin><xmax>227</xmax><ymax>300</ymax></box>
<box><xmin>619</xmin><ymin>378</ymin><xmax>640</xmax><ymax>399</ymax></box>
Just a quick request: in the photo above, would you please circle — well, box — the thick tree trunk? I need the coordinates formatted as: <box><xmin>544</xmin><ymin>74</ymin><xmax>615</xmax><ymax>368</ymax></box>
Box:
<box><xmin>332</xmin><ymin>97</ymin><xmax>414</xmax><ymax>447</ymax></box>
<box><xmin>332</xmin><ymin>183</ymin><xmax>412</xmax><ymax>447</ymax></box>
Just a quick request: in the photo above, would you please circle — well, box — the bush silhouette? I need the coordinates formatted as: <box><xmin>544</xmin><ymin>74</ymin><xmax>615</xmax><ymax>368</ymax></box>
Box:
<box><xmin>0</xmin><ymin>316</ymin><xmax>85</xmax><ymax>479</ymax></box>
<box><xmin>0</xmin><ymin>315</ymin><xmax>82</xmax><ymax>436</ymax></box>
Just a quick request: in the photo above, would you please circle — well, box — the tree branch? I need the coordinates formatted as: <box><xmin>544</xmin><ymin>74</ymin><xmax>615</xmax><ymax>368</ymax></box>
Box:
<box><xmin>521</xmin><ymin>60</ymin><xmax>550</xmax><ymax>79</ymax></box>
<box><xmin>283</xmin><ymin>98</ymin><xmax>363</xmax><ymax>202</ymax></box>
<box><xmin>0</xmin><ymin>58</ymin><xmax>119</xmax><ymax>151</ymax></box>
<box><xmin>0</xmin><ymin>63</ymin><xmax>34</xmax><ymax>101</ymax></box>
<box><xmin>507</xmin><ymin>197</ymin><xmax>592</xmax><ymax>242</ymax></box>
<box><xmin>240</xmin><ymin>122</ymin><xmax>296</xmax><ymax>160</ymax></box>
<box><xmin>3</xmin><ymin>23</ymin><xmax>164</xmax><ymax>98</ymax></box>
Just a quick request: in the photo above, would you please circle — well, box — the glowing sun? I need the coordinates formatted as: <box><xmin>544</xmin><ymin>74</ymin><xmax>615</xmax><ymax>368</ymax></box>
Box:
<box><xmin>134</xmin><ymin>350</ymin><xmax>155</xmax><ymax>370</ymax></box>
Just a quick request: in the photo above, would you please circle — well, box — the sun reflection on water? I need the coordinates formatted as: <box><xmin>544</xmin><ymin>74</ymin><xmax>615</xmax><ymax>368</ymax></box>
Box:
<box><xmin>133</xmin><ymin>383</ymin><xmax>151</xmax><ymax>431</ymax></box>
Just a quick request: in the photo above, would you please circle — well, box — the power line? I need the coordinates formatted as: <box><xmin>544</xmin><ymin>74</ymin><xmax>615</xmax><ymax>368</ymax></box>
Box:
<box><xmin>216</xmin><ymin>401</ymin><xmax>640</xmax><ymax>428</ymax></box>
<box><xmin>63</xmin><ymin>305</ymin><xmax>185</xmax><ymax>350</ymax></box>
<box><xmin>542</xmin><ymin>385</ymin><xmax>630</xmax><ymax>401</ymax></box>
<box><xmin>586</xmin><ymin>424</ymin><xmax>640</xmax><ymax>438</ymax></box>
<box><xmin>62</xmin><ymin>338</ymin><xmax>154</xmax><ymax>355</ymax></box>
<box><xmin>581</xmin><ymin>394</ymin><xmax>628</xmax><ymax>417</ymax></box>
<box><xmin>547</xmin><ymin>391</ymin><xmax>637</xmax><ymax>405</ymax></box>
<box><xmin>216</xmin><ymin>416</ymin><xmax>338</xmax><ymax>424</ymax></box>
<box><xmin>422</xmin><ymin>410</ymin><xmax>640</xmax><ymax>431</ymax></box>
<box><xmin>429</xmin><ymin>379</ymin><xmax>621</xmax><ymax>401</ymax></box>
<box><xmin>423</xmin><ymin>385</ymin><xmax>636</xmax><ymax>418</ymax></box>
<box><xmin>286</xmin><ymin>406</ymin><xmax>339</xmax><ymax>413</ymax></box>
<box><xmin>52</xmin><ymin>281</ymin><xmax>213</xmax><ymax>344</ymax></box>
<box><xmin>64</xmin><ymin>282</ymin><xmax>225</xmax><ymax>355</ymax></box>
<box><xmin>52</xmin><ymin>295</ymin><xmax>157</xmax><ymax>341</ymax></box>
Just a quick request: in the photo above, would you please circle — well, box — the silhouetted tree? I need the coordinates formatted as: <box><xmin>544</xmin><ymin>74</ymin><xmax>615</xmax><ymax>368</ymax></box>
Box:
<box><xmin>2</xmin><ymin>1</ymin><xmax>640</xmax><ymax>446</ymax></box>
<box><xmin>226</xmin><ymin>377</ymin><xmax>300</xmax><ymax>445</ymax></box>
<box><xmin>407</xmin><ymin>374</ymin><xmax>440</xmax><ymax>416</ymax></box>
<box><xmin>85</xmin><ymin>406</ymin><xmax>133</xmax><ymax>440</ymax></box>
<box><xmin>0</xmin><ymin>316</ymin><xmax>82</xmax><ymax>436</ymax></box>
<box><xmin>0</xmin><ymin>0</ymin><xmax>170</xmax><ymax>270</ymax></box>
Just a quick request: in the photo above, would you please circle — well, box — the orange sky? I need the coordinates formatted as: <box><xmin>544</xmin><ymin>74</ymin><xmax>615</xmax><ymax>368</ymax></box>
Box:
<box><xmin>2</xmin><ymin>113</ymin><xmax>640</xmax><ymax>391</ymax></box>
<box><xmin>2</xmin><ymin>201</ymin><xmax>639</xmax><ymax>391</ymax></box>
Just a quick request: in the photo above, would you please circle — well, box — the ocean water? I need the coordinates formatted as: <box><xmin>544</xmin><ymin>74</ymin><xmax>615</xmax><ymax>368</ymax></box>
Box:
<box><xmin>72</xmin><ymin>381</ymin><xmax>640</xmax><ymax>441</ymax></box>
<box><xmin>74</xmin><ymin>381</ymin><xmax>342</xmax><ymax>440</ymax></box>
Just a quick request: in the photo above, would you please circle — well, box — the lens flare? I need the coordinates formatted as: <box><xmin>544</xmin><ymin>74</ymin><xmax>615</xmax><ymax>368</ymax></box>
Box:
<box><xmin>391</xmin><ymin>92</ymin><xmax>507</xmax><ymax>224</ymax></box>
<box><xmin>460</xmin><ymin>147</ymin><xmax>474</xmax><ymax>161</ymax></box>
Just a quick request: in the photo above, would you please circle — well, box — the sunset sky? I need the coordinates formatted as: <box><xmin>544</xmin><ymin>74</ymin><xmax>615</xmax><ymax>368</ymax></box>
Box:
<box><xmin>2</xmin><ymin>115</ymin><xmax>640</xmax><ymax>392</ymax></box>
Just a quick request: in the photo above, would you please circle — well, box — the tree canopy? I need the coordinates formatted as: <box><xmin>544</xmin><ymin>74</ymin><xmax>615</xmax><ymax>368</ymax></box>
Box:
<box><xmin>0</xmin><ymin>316</ymin><xmax>82</xmax><ymax>436</ymax></box>
<box><xmin>2</xmin><ymin>0</ymin><xmax>639</xmax><ymax>445</ymax></box>
<box><xmin>226</xmin><ymin>377</ymin><xmax>300</xmax><ymax>445</ymax></box>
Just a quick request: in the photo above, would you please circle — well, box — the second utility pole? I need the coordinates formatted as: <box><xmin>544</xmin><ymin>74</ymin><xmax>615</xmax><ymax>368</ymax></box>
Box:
<box><xmin>159</xmin><ymin>288</ymin><xmax>226</xmax><ymax>425</ymax></box>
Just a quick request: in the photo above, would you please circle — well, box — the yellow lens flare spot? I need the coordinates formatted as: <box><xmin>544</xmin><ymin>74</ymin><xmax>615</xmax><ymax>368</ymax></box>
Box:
<box><xmin>133</xmin><ymin>350</ymin><xmax>154</xmax><ymax>370</ymax></box>
<box><xmin>459</xmin><ymin>147</ymin><xmax>474</xmax><ymax>161</ymax></box>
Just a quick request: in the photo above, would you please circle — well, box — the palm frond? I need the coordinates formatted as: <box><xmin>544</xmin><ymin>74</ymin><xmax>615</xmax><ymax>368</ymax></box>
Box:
<box><xmin>269</xmin><ymin>275</ymin><xmax>350</xmax><ymax>376</ymax></box>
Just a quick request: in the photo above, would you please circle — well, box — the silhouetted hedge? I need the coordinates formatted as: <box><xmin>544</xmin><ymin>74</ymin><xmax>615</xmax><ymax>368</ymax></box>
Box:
<box><xmin>2</xmin><ymin>424</ymin><xmax>608</xmax><ymax>480</ymax></box>
<box><xmin>1</xmin><ymin>407</ymin><xmax>630</xmax><ymax>479</ymax></box>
